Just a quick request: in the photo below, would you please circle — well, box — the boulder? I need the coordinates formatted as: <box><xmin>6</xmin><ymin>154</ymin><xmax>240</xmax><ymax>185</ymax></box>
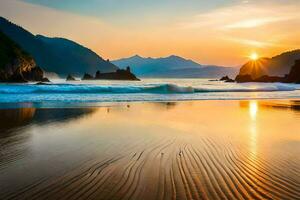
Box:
<box><xmin>41</xmin><ymin>77</ymin><xmax>50</xmax><ymax>82</ymax></box>
<box><xmin>66</xmin><ymin>74</ymin><xmax>76</xmax><ymax>81</ymax></box>
<box><xmin>82</xmin><ymin>73</ymin><xmax>94</xmax><ymax>80</ymax></box>
<box><xmin>220</xmin><ymin>76</ymin><xmax>234</xmax><ymax>82</ymax></box>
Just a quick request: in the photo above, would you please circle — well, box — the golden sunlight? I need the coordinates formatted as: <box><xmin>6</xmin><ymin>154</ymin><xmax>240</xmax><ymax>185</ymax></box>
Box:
<box><xmin>249</xmin><ymin>100</ymin><xmax>258</xmax><ymax>159</ymax></box>
<box><xmin>249</xmin><ymin>100</ymin><xmax>258</xmax><ymax>121</ymax></box>
<box><xmin>250</xmin><ymin>52</ymin><xmax>259</xmax><ymax>61</ymax></box>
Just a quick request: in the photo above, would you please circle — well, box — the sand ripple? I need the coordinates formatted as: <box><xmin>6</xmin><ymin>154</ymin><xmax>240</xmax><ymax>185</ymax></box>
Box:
<box><xmin>1</xmin><ymin>136</ymin><xmax>299</xmax><ymax>200</ymax></box>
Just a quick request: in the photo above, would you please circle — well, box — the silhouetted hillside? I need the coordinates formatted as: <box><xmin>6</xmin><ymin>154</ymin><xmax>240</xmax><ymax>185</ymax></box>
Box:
<box><xmin>0</xmin><ymin>17</ymin><xmax>118</xmax><ymax>76</ymax></box>
<box><xmin>238</xmin><ymin>50</ymin><xmax>300</xmax><ymax>79</ymax></box>
<box><xmin>0</xmin><ymin>30</ymin><xmax>47</xmax><ymax>82</ymax></box>
<box><xmin>112</xmin><ymin>55</ymin><xmax>238</xmax><ymax>78</ymax></box>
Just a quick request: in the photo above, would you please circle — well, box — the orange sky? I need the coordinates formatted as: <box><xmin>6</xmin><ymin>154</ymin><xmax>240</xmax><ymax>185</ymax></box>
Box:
<box><xmin>0</xmin><ymin>0</ymin><xmax>299</xmax><ymax>66</ymax></box>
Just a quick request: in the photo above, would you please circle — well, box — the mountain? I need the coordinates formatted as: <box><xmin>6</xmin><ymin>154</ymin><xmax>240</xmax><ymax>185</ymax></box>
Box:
<box><xmin>0</xmin><ymin>30</ymin><xmax>47</xmax><ymax>82</ymax></box>
<box><xmin>235</xmin><ymin>59</ymin><xmax>300</xmax><ymax>83</ymax></box>
<box><xmin>112</xmin><ymin>55</ymin><xmax>238</xmax><ymax>78</ymax></box>
<box><xmin>238</xmin><ymin>50</ymin><xmax>300</xmax><ymax>79</ymax></box>
<box><xmin>286</xmin><ymin>59</ymin><xmax>300</xmax><ymax>83</ymax></box>
<box><xmin>0</xmin><ymin>17</ymin><xmax>118</xmax><ymax>76</ymax></box>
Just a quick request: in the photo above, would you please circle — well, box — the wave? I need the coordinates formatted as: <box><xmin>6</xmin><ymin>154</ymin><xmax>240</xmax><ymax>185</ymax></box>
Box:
<box><xmin>0</xmin><ymin>83</ymin><xmax>297</xmax><ymax>95</ymax></box>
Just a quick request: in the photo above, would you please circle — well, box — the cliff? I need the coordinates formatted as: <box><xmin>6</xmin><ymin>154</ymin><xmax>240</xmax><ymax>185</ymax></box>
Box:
<box><xmin>0</xmin><ymin>30</ymin><xmax>47</xmax><ymax>82</ymax></box>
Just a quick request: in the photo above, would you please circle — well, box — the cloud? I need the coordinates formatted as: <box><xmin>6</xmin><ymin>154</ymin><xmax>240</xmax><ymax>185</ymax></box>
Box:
<box><xmin>178</xmin><ymin>1</ymin><xmax>300</xmax><ymax>49</ymax></box>
<box><xmin>0</xmin><ymin>0</ymin><xmax>299</xmax><ymax>66</ymax></box>
<box><xmin>181</xmin><ymin>2</ymin><xmax>300</xmax><ymax>30</ymax></box>
<box><xmin>224</xmin><ymin>17</ymin><xmax>290</xmax><ymax>29</ymax></box>
<box><xmin>226</xmin><ymin>38</ymin><xmax>280</xmax><ymax>48</ymax></box>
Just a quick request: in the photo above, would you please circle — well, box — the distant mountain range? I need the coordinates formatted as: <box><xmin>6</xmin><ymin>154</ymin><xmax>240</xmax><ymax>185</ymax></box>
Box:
<box><xmin>112</xmin><ymin>55</ymin><xmax>238</xmax><ymax>78</ymax></box>
<box><xmin>0</xmin><ymin>17</ymin><xmax>118</xmax><ymax>76</ymax></box>
<box><xmin>1</xmin><ymin>16</ymin><xmax>299</xmax><ymax>80</ymax></box>
<box><xmin>238</xmin><ymin>49</ymin><xmax>300</xmax><ymax>79</ymax></box>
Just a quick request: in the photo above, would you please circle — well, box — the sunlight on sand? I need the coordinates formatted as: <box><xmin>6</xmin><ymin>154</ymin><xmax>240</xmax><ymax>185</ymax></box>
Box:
<box><xmin>0</xmin><ymin>100</ymin><xmax>299</xmax><ymax>200</ymax></box>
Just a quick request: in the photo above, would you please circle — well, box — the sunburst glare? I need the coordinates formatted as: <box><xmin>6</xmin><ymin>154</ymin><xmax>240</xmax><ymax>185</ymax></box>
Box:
<box><xmin>250</xmin><ymin>52</ymin><xmax>259</xmax><ymax>61</ymax></box>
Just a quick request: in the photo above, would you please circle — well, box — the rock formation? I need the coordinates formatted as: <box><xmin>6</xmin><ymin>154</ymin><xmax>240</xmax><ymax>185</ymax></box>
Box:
<box><xmin>81</xmin><ymin>67</ymin><xmax>140</xmax><ymax>81</ymax></box>
<box><xmin>0</xmin><ymin>30</ymin><xmax>48</xmax><ymax>82</ymax></box>
<box><xmin>220</xmin><ymin>76</ymin><xmax>234</xmax><ymax>82</ymax></box>
<box><xmin>81</xmin><ymin>73</ymin><xmax>94</xmax><ymax>80</ymax></box>
<box><xmin>66</xmin><ymin>74</ymin><xmax>76</xmax><ymax>81</ymax></box>
<box><xmin>235</xmin><ymin>60</ymin><xmax>300</xmax><ymax>83</ymax></box>
<box><xmin>237</xmin><ymin>50</ymin><xmax>300</xmax><ymax>79</ymax></box>
<box><xmin>235</xmin><ymin>75</ymin><xmax>253</xmax><ymax>83</ymax></box>
<box><xmin>286</xmin><ymin>60</ymin><xmax>300</xmax><ymax>83</ymax></box>
<box><xmin>93</xmin><ymin>67</ymin><xmax>140</xmax><ymax>81</ymax></box>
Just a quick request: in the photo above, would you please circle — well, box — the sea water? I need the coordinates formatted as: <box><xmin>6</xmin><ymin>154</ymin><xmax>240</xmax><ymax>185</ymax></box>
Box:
<box><xmin>0</xmin><ymin>78</ymin><xmax>300</xmax><ymax>108</ymax></box>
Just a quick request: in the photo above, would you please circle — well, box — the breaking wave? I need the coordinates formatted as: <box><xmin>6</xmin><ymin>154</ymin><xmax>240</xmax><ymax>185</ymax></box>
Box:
<box><xmin>0</xmin><ymin>83</ymin><xmax>297</xmax><ymax>94</ymax></box>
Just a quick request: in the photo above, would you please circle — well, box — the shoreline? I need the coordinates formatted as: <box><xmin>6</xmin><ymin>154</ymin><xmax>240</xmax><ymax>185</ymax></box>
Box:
<box><xmin>0</xmin><ymin>79</ymin><xmax>300</xmax><ymax>105</ymax></box>
<box><xmin>0</xmin><ymin>98</ymin><xmax>300</xmax><ymax>109</ymax></box>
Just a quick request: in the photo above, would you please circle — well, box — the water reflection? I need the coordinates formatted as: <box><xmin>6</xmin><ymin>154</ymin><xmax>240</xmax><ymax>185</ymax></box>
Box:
<box><xmin>239</xmin><ymin>100</ymin><xmax>300</xmax><ymax>159</ymax></box>
<box><xmin>0</xmin><ymin>107</ymin><xmax>96</xmax><ymax>168</ymax></box>
<box><xmin>249</xmin><ymin>101</ymin><xmax>258</xmax><ymax>159</ymax></box>
<box><xmin>249</xmin><ymin>101</ymin><xmax>258</xmax><ymax>121</ymax></box>
<box><xmin>259</xmin><ymin>100</ymin><xmax>300</xmax><ymax>117</ymax></box>
<box><xmin>0</xmin><ymin>101</ymin><xmax>299</xmax><ymax>199</ymax></box>
<box><xmin>0</xmin><ymin>107</ymin><xmax>96</xmax><ymax>134</ymax></box>
<box><xmin>0</xmin><ymin>108</ymin><xmax>36</xmax><ymax>135</ymax></box>
<box><xmin>240</xmin><ymin>100</ymin><xmax>300</xmax><ymax>115</ymax></box>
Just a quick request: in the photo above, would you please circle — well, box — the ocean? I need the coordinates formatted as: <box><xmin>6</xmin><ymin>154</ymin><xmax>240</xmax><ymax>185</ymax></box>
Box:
<box><xmin>0</xmin><ymin>79</ymin><xmax>299</xmax><ymax>199</ymax></box>
<box><xmin>0</xmin><ymin>78</ymin><xmax>299</xmax><ymax>108</ymax></box>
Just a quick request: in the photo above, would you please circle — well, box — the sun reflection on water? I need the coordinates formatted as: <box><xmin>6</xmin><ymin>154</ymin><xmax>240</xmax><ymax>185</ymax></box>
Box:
<box><xmin>250</xmin><ymin>100</ymin><xmax>258</xmax><ymax>121</ymax></box>
<box><xmin>249</xmin><ymin>100</ymin><xmax>258</xmax><ymax>159</ymax></box>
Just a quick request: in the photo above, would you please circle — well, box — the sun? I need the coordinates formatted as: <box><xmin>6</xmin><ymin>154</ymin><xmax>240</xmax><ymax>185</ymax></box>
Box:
<box><xmin>250</xmin><ymin>52</ymin><xmax>259</xmax><ymax>61</ymax></box>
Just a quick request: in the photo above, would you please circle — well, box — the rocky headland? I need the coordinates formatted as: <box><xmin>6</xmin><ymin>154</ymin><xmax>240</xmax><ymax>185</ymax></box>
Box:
<box><xmin>235</xmin><ymin>60</ymin><xmax>300</xmax><ymax>83</ymax></box>
<box><xmin>0</xmin><ymin>30</ymin><xmax>49</xmax><ymax>83</ymax></box>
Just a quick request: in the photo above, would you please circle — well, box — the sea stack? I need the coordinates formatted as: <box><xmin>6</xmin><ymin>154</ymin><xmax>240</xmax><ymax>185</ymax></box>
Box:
<box><xmin>80</xmin><ymin>66</ymin><xmax>140</xmax><ymax>81</ymax></box>
<box><xmin>93</xmin><ymin>66</ymin><xmax>140</xmax><ymax>81</ymax></box>
<box><xmin>220</xmin><ymin>76</ymin><xmax>234</xmax><ymax>82</ymax></box>
<box><xmin>66</xmin><ymin>74</ymin><xmax>76</xmax><ymax>81</ymax></box>
<box><xmin>82</xmin><ymin>73</ymin><xmax>94</xmax><ymax>80</ymax></box>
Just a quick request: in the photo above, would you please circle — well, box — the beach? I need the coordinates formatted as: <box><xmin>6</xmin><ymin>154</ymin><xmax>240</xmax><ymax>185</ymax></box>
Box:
<box><xmin>1</xmin><ymin>2</ymin><xmax>300</xmax><ymax>199</ymax></box>
<box><xmin>0</xmin><ymin>100</ymin><xmax>299</xmax><ymax>200</ymax></box>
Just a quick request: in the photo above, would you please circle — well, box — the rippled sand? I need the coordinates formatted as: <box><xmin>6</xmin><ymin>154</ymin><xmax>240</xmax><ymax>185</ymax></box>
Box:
<box><xmin>0</xmin><ymin>100</ymin><xmax>299</xmax><ymax>200</ymax></box>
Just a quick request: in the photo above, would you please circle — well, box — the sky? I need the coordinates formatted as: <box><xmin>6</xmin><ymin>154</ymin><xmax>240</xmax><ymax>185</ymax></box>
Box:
<box><xmin>0</xmin><ymin>0</ymin><xmax>299</xmax><ymax>66</ymax></box>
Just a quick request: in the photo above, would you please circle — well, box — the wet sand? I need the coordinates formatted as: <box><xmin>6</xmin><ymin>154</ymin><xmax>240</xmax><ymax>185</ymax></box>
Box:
<box><xmin>0</xmin><ymin>100</ymin><xmax>299</xmax><ymax>200</ymax></box>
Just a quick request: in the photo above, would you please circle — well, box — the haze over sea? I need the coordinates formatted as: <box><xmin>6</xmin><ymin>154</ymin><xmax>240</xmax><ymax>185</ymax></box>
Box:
<box><xmin>1</xmin><ymin>78</ymin><xmax>300</xmax><ymax>108</ymax></box>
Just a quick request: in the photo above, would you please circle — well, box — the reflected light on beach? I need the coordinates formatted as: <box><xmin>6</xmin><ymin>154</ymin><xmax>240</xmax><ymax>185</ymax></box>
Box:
<box><xmin>249</xmin><ymin>100</ymin><xmax>258</xmax><ymax>162</ymax></box>
<box><xmin>249</xmin><ymin>100</ymin><xmax>258</xmax><ymax>121</ymax></box>
<box><xmin>0</xmin><ymin>101</ymin><xmax>299</xmax><ymax>199</ymax></box>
